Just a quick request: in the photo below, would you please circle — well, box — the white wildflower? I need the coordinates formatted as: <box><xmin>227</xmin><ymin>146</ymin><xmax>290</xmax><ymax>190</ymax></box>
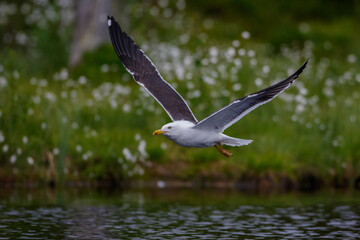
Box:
<box><xmin>27</xmin><ymin>108</ymin><xmax>34</xmax><ymax>115</ymax></box>
<box><xmin>238</xmin><ymin>48</ymin><xmax>246</xmax><ymax>56</ymax></box>
<box><xmin>138</xmin><ymin>140</ymin><xmax>148</xmax><ymax>158</ymax></box>
<box><xmin>161</xmin><ymin>142</ymin><xmax>167</xmax><ymax>149</ymax></box>
<box><xmin>17</xmin><ymin>148</ymin><xmax>22</xmax><ymax>155</ymax></box>
<box><xmin>232</xmin><ymin>83</ymin><xmax>242</xmax><ymax>91</ymax></box>
<box><xmin>183</xmin><ymin>55</ymin><xmax>192</xmax><ymax>66</ymax></box>
<box><xmin>101</xmin><ymin>64</ymin><xmax>109</xmax><ymax>73</ymax></box>
<box><xmin>59</xmin><ymin>68</ymin><xmax>68</xmax><ymax>80</ymax></box>
<box><xmin>234</xmin><ymin>58</ymin><xmax>242</xmax><ymax>68</ymax></box>
<box><xmin>209</xmin><ymin>46</ymin><xmax>218</xmax><ymax>57</ymax></box>
<box><xmin>135</xmin><ymin>134</ymin><xmax>141</xmax><ymax>141</ymax></box>
<box><xmin>86</xmin><ymin>99</ymin><xmax>94</xmax><ymax>107</ymax></box>
<box><xmin>137</xmin><ymin>166</ymin><xmax>145</xmax><ymax>176</ymax></box>
<box><xmin>262</xmin><ymin>65</ymin><xmax>270</xmax><ymax>74</ymax></box>
<box><xmin>82</xmin><ymin>151</ymin><xmax>92</xmax><ymax>161</ymax></box>
<box><xmin>157</xmin><ymin>180</ymin><xmax>166</xmax><ymax>188</ymax></box>
<box><xmin>241</xmin><ymin>31</ymin><xmax>250</xmax><ymax>39</ymax></box>
<box><xmin>123</xmin><ymin>147</ymin><xmax>136</xmax><ymax>162</ymax></box>
<box><xmin>247</xmin><ymin>49</ymin><xmax>255</xmax><ymax>58</ymax></box>
<box><xmin>226</xmin><ymin>47</ymin><xmax>236</xmax><ymax>59</ymax></box>
<box><xmin>13</xmin><ymin>71</ymin><xmax>20</xmax><ymax>79</ymax></box>
<box><xmin>78</xmin><ymin>76</ymin><xmax>87</xmax><ymax>85</ymax></box>
<box><xmin>53</xmin><ymin>148</ymin><xmax>59</xmax><ymax>155</ymax></box>
<box><xmin>72</xmin><ymin>122</ymin><xmax>79</xmax><ymax>129</ymax></box>
<box><xmin>255</xmin><ymin>78</ymin><xmax>263</xmax><ymax>87</ymax></box>
<box><xmin>295</xmin><ymin>94</ymin><xmax>307</xmax><ymax>105</ymax></box>
<box><xmin>70</xmin><ymin>90</ymin><xmax>77</xmax><ymax>99</ymax></box>
<box><xmin>32</xmin><ymin>96</ymin><xmax>41</xmax><ymax>104</ymax></box>
<box><xmin>0</xmin><ymin>76</ymin><xmax>7</xmax><ymax>87</ymax></box>
<box><xmin>201</xmin><ymin>58</ymin><xmax>209</xmax><ymax>65</ymax></box>
<box><xmin>296</xmin><ymin>104</ymin><xmax>305</xmax><ymax>113</ymax></box>
<box><xmin>323</xmin><ymin>87</ymin><xmax>334</xmax><ymax>97</ymax></box>
<box><xmin>3</xmin><ymin>144</ymin><xmax>9</xmax><ymax>153</ymax></box>
<box><xmin>187</xmin><ymin>82</ymin><xmax>194</xmax><ymax>90</ymax></box>
<box><xmin>250</xmin><ymin>58</ymin><xmax>257</xmax><ymax>67</ymax></box>
<box><xmin>76</xmin><ymin>145</ymin><xmax>82</xmax><ymax>152</ymax></box>
<box><xmin>232</xmin><ymin>40</ymin><xmax>240</xmax><ymax>47</ymax></box>
<box><xmin>39</xmin><ymin>79</ymin><xmax>48</xmax><ymax>87</ymax></box>
<box><xmin>354</xmin><ymin>73</ymin><xmax>360</xmax><ymax>83</ymax></box>
<box><xmin>187</xmin><ymin>90</ymin><xmax>201</xmax><ymax>99</ymax></box>
<box><xmin>109</xmin><ymin>99</ymin><xmax>118</xmax><ymax>109</ymax></box>
<box><xmin>347</xmin><ymin>54</ymin><xmax>357</xmax><ymax>63</ymax></box>
<box><xmin>45</xmin><ymin>92</ymin><xmax>57</xmax><ymax>102</ymax></box>
<box><xmin>27</xmin><ymin>157</ymin><xmax>34</xmax><ymax>165</ymax></box>
<box><xmin>10</xmin><ymin>155</ymin><xmax>17</xmax><ymax>164</ymax></box>
<box><xmin>203</xmin><ymin>76</ymin><xmax>215</xmax><ymax>85</ymax></box>
<box><xmin>122</xmin><ymin>103</ymin><xmax>130</xmax><ymax>112</ymax></box>
<box><xmin>15</xmin><ymin>32</ymin><xmax>28</xmax><ymax>45</ymax></box>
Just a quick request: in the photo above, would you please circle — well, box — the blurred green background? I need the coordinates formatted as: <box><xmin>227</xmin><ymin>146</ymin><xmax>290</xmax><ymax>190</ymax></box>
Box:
<box><xmin>0</xmin><ymin>0</ymin><xmax>359</xmax><ymax>189</ymax></box>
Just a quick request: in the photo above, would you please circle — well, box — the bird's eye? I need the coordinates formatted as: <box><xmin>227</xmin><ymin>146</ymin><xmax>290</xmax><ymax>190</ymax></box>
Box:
<box><xmin>168</xmin><ymin>126</ymin><xmax>172</xmax><ymax>129</ymax></box>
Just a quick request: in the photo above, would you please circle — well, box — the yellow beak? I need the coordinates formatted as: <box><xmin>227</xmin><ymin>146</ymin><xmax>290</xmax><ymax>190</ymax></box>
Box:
<box><xmin>153</xmin><ymin>129</ymin><xmax>165</xmax><ymax>135</ymax></box>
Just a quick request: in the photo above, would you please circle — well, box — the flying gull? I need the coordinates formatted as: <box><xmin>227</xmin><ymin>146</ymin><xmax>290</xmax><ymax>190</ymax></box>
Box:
<box><xmin>107</xmin><ymin>16</ymin><xmax>308</xmax><ymax>157</ymax></box>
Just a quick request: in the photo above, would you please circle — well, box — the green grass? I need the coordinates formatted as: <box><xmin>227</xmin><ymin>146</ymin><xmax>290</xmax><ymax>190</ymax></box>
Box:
<box><xmin>0</xmin><ymin>0</ymin><xmax>359</xmax><ymax>187</ymax></box>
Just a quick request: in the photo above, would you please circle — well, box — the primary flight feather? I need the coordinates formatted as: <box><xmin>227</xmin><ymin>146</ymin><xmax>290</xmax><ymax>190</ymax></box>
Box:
<box><xmin>107</xmin><ymin>16</ymin><xmax>308</xmax><ymax>157</ymax></box>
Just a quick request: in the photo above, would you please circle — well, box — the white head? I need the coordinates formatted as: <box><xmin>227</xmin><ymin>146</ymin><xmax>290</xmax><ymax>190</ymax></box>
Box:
<box><xmin>153</xmin><ymin>121</ymin><xmax>195</xmax><ymax>139</ymax></box>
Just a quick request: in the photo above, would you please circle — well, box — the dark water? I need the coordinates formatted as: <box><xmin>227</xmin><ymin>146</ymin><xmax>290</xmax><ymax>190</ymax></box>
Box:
<box><xmin>0</xmin><ymin>188</ymin><xmax>359</xmax><ymax>239</ymax></box>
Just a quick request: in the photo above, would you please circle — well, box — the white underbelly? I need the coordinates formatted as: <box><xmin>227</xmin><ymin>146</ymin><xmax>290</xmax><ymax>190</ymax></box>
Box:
<box><xmin>167</xmin><ymin>129</ymin><xmax>223</xmax><ymax>148</ymax></box>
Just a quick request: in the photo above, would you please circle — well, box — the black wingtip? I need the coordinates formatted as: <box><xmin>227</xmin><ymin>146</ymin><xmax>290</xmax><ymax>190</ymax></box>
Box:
<box><xmin>304</xmin><ymin>58</ymin><xmax>309</xmax><ymax>67</ymax></box>
<box><xmin>107</xmin><ymin>16</ymin><xmax>118</xmax><ymax>28</ymax></box>
<box><xmin>107</xmin><ymin>15</ymin><xmax>112</xmax><ymax>27</ymax></box>
<box><xmin>292</xmin><ymin>59</ymin><xmax>309</xmax><ymax>78</ymax></box>
<box><xmin>301</xmin><ymin>59</ymin><xmax>308</xmax><ymax>70</ymax></box>
<box><xmin>107</xmin><ymin>16</ymin><xmax>123</xmax><ymax>33</ymax></box>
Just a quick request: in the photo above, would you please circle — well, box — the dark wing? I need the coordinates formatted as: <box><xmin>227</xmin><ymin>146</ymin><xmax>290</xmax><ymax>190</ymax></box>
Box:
<box><xmin>107</xmin><ymin>16</ymin><xmax>197</xmax><ymax>123</ymax></box>
<box><xmin>193</xmin><ymin>60</ymin><xmax>308</xmax><ymax>132</ymax></box>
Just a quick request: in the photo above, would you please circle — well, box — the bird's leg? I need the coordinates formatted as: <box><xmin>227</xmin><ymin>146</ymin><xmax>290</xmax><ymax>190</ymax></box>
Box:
<box><xmin>215</xmin><ymin>143</ymin><xmax>233</xmax><ymax>158</ymax></box>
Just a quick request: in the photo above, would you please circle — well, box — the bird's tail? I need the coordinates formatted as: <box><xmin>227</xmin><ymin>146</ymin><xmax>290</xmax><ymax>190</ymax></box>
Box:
<box><xmin>221</xmin><ymin>136</ymin><xmax>253</xmax><ymax>147</ymax></box>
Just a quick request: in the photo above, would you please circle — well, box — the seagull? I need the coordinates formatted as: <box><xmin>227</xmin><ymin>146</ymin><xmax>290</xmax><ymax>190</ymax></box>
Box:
<box><xmin>107</xmin><ymin>16</ymin><xmax>308</xmax><ymax>157</ymax></box>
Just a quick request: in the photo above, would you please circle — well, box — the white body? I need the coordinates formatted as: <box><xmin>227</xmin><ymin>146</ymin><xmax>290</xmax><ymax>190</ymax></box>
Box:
<box><xmin>160</xmin><ymin>121</ymin><xmax>253</xmax><ymax>148</ymax></box>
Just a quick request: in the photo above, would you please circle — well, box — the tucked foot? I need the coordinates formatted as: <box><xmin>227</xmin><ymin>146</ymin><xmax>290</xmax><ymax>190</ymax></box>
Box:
<box><xmin>215</xmin><ymin>143</ymin><xmax>233</xmax><ymax>158</ymax></box>
<box><xmin>221</xmin><ymin>149</ymin><xmax>233</xmax><ymax>157</ymax></box>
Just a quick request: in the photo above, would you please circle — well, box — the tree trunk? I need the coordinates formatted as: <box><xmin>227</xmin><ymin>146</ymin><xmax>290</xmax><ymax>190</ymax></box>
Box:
<box><xmin>69</xmin><ymin>0</ymin><xmax>111</xmax><ymax>67</ymax></box>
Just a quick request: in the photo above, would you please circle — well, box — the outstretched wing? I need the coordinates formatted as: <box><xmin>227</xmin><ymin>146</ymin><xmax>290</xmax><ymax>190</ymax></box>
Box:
<box><xmin>193</xmin><ymin>60</ymin><xmax>308</xmax><ymax>133</ymax></box>
<box><xmin>107</xmin><ymin>16</ymin><xmax>197</xmax><ymax>123</ymax></box>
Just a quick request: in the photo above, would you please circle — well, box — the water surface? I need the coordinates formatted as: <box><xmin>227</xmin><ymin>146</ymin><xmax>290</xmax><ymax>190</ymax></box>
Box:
<box><xmin>0</xmin><ymin>188</ymin><xmax>359</xmax><ymax>239</ymax></box>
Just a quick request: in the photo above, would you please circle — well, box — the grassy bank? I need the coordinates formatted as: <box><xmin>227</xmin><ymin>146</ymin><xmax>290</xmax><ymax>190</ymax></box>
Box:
<box><xmin>0</xmin><ymin>0</ymin><xmax>359</xmax><ymax>189</ymax></box>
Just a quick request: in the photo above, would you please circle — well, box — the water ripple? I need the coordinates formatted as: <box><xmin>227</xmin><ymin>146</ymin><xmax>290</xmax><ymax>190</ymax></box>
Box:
<box><xmin>0</xmin><ymin>192</ymin><xmax>360</xmax><ymax>239</ymax></box>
